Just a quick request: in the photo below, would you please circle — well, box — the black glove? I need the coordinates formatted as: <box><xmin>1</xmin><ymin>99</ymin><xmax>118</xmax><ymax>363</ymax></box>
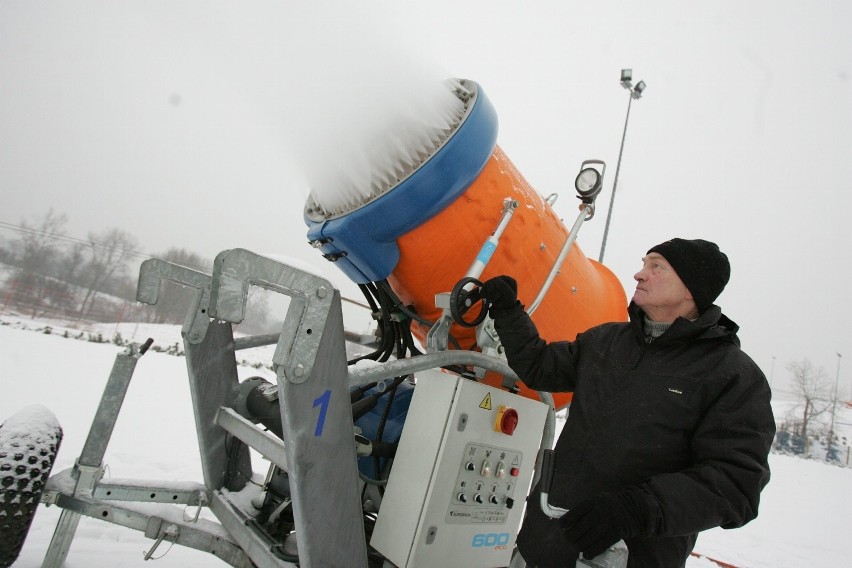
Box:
<box><xmin>561</xmin><ymin>487</ymin><xmax>657</xmax><ymax>559</ymax></box>
<box><xmin>480</xmin><ymin>275</ymin><xmax>518</xmax><ymax>317</ymax></box>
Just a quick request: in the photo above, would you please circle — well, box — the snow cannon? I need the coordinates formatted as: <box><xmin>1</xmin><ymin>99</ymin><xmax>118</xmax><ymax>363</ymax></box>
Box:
<box><xmin>305</xmin><ymin>79</ymin><xmax>626</xmax><ymax>410</ymax></box>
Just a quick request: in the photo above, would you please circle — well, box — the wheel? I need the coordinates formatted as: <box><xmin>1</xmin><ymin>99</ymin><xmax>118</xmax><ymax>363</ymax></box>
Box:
<box><xmin>0</xmin><ymin>405</ymin><xmax>63</xmax><ymax>568</ymax></box>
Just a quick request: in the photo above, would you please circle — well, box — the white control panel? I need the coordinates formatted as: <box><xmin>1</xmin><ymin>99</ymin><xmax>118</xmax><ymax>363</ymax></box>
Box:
<box><xmin>371</xmin><ymin>369</ymin><xmax>548</xmax><ymax>568</ymax></box>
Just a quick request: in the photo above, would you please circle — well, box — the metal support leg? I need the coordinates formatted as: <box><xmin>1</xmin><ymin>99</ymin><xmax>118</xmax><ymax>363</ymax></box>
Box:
<box><xmin>183</xmin><ymin>321</ymin><xmax>253</xmax><ymax>491</ymax></box>
<box><xmin>277</xmin><ymin>291</ymin><xmax>367</xmax><ymax>567</ymax></box>
<box><xmin>43</xmin><ymin>342</ymin><xmax>150</xmax><ymax>568</ymax></box>
<box><xmin>137</xmin><ymin>258</ymin><xmax>252</xmax><ymax>491</ymax></box>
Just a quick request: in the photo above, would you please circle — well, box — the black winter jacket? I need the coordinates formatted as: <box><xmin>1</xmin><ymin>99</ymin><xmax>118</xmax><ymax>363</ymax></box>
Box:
<box><xmin>494</xmin><ymin>301</ymin><xmax>775</xmax><ymax>568</ymax></box>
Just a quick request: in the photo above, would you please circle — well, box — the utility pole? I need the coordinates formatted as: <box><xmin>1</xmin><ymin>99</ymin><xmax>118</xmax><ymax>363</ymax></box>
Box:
<box><xmin>599</xmin><ymin>68</ymin><xmax>647</xmax><ymax>264</ymax></box>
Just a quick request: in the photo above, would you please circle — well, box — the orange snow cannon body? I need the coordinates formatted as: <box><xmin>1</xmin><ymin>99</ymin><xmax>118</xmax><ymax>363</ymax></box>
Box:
<box><xmin>305</xmin><ymin>80</ymin><xmax>627</xmax><ymax>411</ymax></box>
<box><xmin>390</xmin><ymin>148</ymin><xmax>627</xmax><ymax>409</ymax></box>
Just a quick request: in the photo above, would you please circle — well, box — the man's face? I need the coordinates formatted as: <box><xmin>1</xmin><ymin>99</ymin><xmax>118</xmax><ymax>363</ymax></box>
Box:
<box><xmin>632</xmin><ymin>252</ymin><xmax>695</xmax><ymax>321</ymax></box>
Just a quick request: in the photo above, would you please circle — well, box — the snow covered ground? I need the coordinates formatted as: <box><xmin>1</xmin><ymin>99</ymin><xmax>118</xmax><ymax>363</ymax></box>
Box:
<box><xmin>1</xmin><ymin>315</ymin><xmax>850</xmax><ymax>568</ymax></box>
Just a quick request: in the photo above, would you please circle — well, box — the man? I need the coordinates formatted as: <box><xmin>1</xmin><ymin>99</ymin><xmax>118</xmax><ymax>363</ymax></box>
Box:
<box><xmin>480</xmin><ymin>238</ymin><xmax>775</xmax><ymax>568</ymax></box>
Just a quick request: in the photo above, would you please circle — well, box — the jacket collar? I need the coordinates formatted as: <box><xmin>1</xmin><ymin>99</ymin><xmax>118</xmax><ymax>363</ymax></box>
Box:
<box><xmin>628</xmin><ymin>302</ymin><xmax>740</xmax><ymax>347</ymax></box>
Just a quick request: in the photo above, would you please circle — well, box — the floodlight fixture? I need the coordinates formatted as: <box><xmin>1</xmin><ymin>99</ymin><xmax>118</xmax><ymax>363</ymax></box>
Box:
<box><xmin>620</xmin><ymin>68</ymin><xmax>633</xmax><ymax>88</ymax></box>
<box><xmin>574</xmin><ymin>160</ymin><xmax>605</xmax><ymax>203</ymax></box>
<box><xmin>632</xmin><ymin>80</ymin><xmax>647</xmax><ymax>99</ymax></box>
<box><xmin>575</xmin><ymin>168</ymin><xmax>600</xmax><ymax>196</ymax></box>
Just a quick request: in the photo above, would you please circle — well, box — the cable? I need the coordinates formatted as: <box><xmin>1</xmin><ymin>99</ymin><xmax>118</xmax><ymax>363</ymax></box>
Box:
<box><xmin>377</xmin><ymin>280</ymin><xmax>433</xmax><ymax>327</ymax></box>
<box><xmin>0</xmin><ymin>220</ymin><xmax>154</xmax><ymax>261</ymax></box>
<box><xmin>358</xmin><ymin>470</ymin><xmax>389</xmax><ymax>487</ymax></box>
<box><xmin>371</xmin><ymin>375</ymin><xmax>406</xmax><ymax>488</ymax></box>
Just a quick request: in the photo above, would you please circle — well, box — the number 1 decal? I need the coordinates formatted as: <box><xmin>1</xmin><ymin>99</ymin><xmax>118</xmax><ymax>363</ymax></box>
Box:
<box><xmin>313</xmin><ymin>389</ymin><xmax>332</xmax><ymax>437</ymax></box>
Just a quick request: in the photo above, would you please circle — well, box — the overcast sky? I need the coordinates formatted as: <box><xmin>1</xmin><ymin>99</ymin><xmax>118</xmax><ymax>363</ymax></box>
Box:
<box><xmin>2</xmin><ymin>1</ymin><xmax>850</xmax><ymax>395</ymax></box>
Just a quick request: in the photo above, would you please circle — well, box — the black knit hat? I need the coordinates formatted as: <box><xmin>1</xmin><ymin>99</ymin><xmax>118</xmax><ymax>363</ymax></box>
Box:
<box><xmin>647</xmin><ymin>238</ymin><xmax>730</xmax><ymax>313</ymax></box>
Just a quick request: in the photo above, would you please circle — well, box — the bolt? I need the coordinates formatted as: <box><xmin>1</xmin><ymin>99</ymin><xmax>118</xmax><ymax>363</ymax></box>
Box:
<box><xmin>191</xmin><ymin>332</ymin><xmax>200</xmax><ymax>340</ymax></box>
<box><xmin>316</xmin><ymin>286</ymin><xmax>328</xmax><ymax>299</ymax></box>
<box><xmin>293</xmin><ymin>364</ymin><xmax>305</xmax><ymax>377</ymax></box>
<box><xmin>540</xmin><ymin>243</ymin><xmax>546</xmax><ymax>251</ymax></box>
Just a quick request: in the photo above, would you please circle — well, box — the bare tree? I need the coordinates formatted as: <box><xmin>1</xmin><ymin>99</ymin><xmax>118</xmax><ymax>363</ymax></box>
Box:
<box><xmin>15</xmin><ymin>209</ymin><xmax>67</xmax><ymax>272</ymax></box>
<box><xmin>6</xmin><ymin>210</ymin><xmax>68</xmax><ymax>317</ymax></box>
<box><xmin>786</xmin><ymin>358</ymin><xmax>832</xmax><ymax>444</ymax></box>
<box><xmin>57</xmin><ymin>242</ymin><xmax>86</xmax><ymax>287</ymax></box>
<box><xmin>77</xmin><ymin>228</ymin><xmax>139</xmax><ymax>319</ymax></box>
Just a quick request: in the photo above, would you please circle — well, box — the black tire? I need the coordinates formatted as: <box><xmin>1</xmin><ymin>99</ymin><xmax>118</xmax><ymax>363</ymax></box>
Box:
<box><xmin>0</xmin><ymin>405</ymin><xmax>63</xmax><ymax>568</ymax></box>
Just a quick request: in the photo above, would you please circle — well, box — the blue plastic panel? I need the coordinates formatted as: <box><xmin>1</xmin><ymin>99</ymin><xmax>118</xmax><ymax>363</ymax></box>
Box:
<box><xmin>305</xmin><ymin>83</ymin><xmax>498</xmax><ymax>284</ymax></box>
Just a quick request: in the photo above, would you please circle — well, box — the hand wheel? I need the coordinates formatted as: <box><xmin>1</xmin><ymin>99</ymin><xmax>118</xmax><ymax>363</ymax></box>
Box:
<box><xmin>449</xmin><ymin>276</ymin><xmax>488</xmax><ymax>328</ymax></box>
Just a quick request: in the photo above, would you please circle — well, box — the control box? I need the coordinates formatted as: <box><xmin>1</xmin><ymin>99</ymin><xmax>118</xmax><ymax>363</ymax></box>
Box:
<box><xmin>371</xmin><ymin>369</ymin><xmax>548</xmax><ymax>568</ymax></box>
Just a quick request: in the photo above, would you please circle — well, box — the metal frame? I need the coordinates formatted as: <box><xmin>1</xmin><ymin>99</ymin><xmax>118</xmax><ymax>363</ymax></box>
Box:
<box><xmin>38</xmin><ymin>249</ymin><xmax>555</xmax><ymax>567</ymax></box>
<box><xmin>41</xmin><ymin>250</ymin><xmax>367</xmax><ymax>567</ymax></box>
<box><xmin>209</xmin><ymin>248</ymin><xmax>368</xmax><ymax>568</ymax></box>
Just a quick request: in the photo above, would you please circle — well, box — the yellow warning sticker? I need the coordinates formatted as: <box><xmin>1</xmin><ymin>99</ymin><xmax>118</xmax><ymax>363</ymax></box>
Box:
<box><xmin>479</xmin><ymin>393</ymin><xmax>492</xmax><ymax>410</ymax></box>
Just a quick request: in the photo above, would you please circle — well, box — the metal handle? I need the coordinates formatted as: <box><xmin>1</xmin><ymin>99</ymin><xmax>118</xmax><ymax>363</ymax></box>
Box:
<box><xmin>539</xmin><ymin>449</ymin><xmax>568</xmax><ymax>519</ymax></box>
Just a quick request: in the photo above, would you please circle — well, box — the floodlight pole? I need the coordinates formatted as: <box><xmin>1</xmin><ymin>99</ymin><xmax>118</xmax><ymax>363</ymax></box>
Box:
<box><xmin>599</xmin><ymin>70</ymin><xmax>646</xmax><ymax>264</ymax></box>
<box><xmin>830</xmin><ymin>353</ymin><xmax>842</xmax><ymax>434</ymax></box>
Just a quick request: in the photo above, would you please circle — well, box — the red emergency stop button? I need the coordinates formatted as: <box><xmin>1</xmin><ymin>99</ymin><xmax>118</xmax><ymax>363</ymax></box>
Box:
<box><xmin>494</xmin><ymin>406</ymin><xmax>519</xmax><ymax>435</ymax></box>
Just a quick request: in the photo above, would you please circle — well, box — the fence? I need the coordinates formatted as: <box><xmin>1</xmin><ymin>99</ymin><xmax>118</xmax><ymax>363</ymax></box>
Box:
<box><xmin>0</xmin><ymin>276</ymin><xmax>147</xmax><ymax>324</ymax></box>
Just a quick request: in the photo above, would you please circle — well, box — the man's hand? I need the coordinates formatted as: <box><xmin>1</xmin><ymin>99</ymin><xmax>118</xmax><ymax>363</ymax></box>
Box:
<box><xmin>480</xmin><ymin>275</ymin><xmax>518</xmax><ymax>317</ymax></box>
<box><xmin>561</xmin><ymin>488</ymin><xmax>657</xmax><ymax>559</ymax></box>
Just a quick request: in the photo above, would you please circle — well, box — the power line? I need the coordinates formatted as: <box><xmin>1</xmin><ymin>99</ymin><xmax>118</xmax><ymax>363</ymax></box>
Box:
<box><xmin>0</xmin><ymin>220</ymin><xmax>155</xmax><ymax>261</ymax></box>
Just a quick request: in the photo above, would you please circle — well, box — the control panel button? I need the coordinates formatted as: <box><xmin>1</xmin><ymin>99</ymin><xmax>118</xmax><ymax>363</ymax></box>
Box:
<box><xmin>495</xmin><ymin>461</ymin><xmax>507</xmax><ymax>479</ymax></box>
<box><xmin>465</xmin><ymin>461</ymin><xmax>475</xmax><ymax>471</ymax></box>
<box><xmin>489</xmin><ymin>495</ymin><xmax>500</xmax><ymax>505</ymax></box>
<box><xmin>480</xmin><ymin>460</ymin><xmax>492</xmax><ymax>478</ymax></box>
<box><xmin>457</xmin><ymin>492</ymin><xmax>468</xmax><ymax>503</ymax></box>
<box><xmin>510</xmin><ymin>466</ymin><xmax>520</xmax><ymax>477</ymax></box>
<box><xmin>474</xmin><ymin>494</ymin><xmax>484</xmax><ymax>504</ymax></box>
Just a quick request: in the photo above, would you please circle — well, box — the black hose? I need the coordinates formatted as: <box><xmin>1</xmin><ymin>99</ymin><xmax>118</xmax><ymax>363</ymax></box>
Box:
<box><xmin>371</xmin><ymin>375</ymin><xmax>405</xmax><ymax>486</ymax></box>
<box><xmin>402</xmin><ymin>322</ymin><xmax>423</xmax><ymax>356</ymax></box>
<box><xmin>371</xmin><ymin>283</ymin><xmax>397</xmax><ymax>363</ymax></box>
<box><xmin>348</xmin><ymin>284</ymin><xmax>392</xmax><ymax>364</ymax></box>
